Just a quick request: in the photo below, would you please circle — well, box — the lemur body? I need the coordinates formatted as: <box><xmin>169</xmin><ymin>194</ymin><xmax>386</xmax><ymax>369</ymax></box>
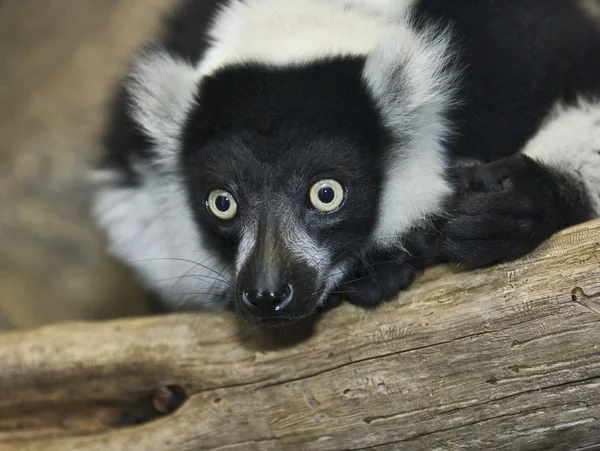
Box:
<box><xmin>92</xmin><ymin>0</ymin><xmax>600</xmax><ymax>325</ymax></box>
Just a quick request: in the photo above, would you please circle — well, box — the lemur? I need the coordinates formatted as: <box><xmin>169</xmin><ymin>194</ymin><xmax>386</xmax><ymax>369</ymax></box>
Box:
<box><xmin>91</xmin><ymin>0</ymin><xmax>600</xmax><ymax>326</ymax></box>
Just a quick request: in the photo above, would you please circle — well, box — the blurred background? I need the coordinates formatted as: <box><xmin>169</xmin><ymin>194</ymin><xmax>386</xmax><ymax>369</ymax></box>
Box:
<box><xmin>0</xmin><ymin>0</ymin><xmax>178</xmax><ymax>330</ymax></box>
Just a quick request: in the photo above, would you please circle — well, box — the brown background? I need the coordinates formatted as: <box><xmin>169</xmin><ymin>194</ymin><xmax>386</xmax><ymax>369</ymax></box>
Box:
<box><xmin>0</xmin><ymin>0</ymin><xmax>177</xmax><ymax>329</ymax></box>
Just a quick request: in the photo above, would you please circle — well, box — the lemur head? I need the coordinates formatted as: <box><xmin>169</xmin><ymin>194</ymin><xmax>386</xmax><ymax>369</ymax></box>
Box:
<box><xmin>180</xmin><ymin>60</ymin><xmax>389</xmax><ymax>325</ymax></box>
<box><xmin>92</xmin><ymin>3</ymin><xmax>456</xmax><ymax>327</ymax></box>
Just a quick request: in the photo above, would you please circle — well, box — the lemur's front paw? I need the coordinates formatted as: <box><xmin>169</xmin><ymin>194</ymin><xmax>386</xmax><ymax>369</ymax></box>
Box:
<box><xmin>320</xmin><ymin>258</ymin><xmax>420</xmax><ymax>312</ymax></box>
<box><xmin>328</xmin><ymin>229</ymin><xmax>444</xmax><ymax>310</ymax></box>
<box><xmin>442</xmin><ymin>155</ymin><xmax>569</xmax><ymax>268</ymax></box>
<box><xmin>338</xmin><ymin>255</ymin><xmax>419</xmax><ymax>308</ymax></box>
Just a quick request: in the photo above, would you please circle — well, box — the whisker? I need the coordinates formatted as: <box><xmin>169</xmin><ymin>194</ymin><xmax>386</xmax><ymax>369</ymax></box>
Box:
<box><xmin>224</xmin><ymin>324</ymin><xmax>258</xmax><ymax>354</ymax></box>
<box><xmin>169</xmin><ymin>291</ymin><xmax>229</xmax><ymax>298</ymax></box>
<box><xmin>358</xmin><ymin>254</ymin><xmax>397</xmax><ymax>325</ymax></box>
<box><xmin>167</xmin><ymin>256</ymin><xmax>222</xmax><ymax>302</ymax></box>
<box><xmin>311</xmin><ymin>313</ymin><xmax>359</xmax><ymax>339</ymax></box>
<box><xmin>130</xmin><ymin>257</ymin><xmax>234</xmax><ymax>285</ymax></box>
<box><xmin>322</xmin><ymin>256</ymin><xmax>419</xmax><ymax>285</ymax></box>
<box><xmin>155</xmin><ymin>274</ymin><xmax>234</xmax><ymax>286</ymax></box>
<box><xmin>333</xmin><ymin>273</ymin><xmax>383</xmax><ymax>288</ymax></box>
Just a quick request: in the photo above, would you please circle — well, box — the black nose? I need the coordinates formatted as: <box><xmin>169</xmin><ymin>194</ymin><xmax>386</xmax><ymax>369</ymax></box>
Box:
<box><xmin>242</xmin><ymin>284</ymin><xmax>294</xmax><ymax>314</ymax></box>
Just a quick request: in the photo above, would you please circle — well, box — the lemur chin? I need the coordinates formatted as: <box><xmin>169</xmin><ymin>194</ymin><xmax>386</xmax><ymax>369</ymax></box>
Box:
<box><xmin>91</xmin><ymin>0</ymin><xmax>600</xmax><ymax>327</ymax></box>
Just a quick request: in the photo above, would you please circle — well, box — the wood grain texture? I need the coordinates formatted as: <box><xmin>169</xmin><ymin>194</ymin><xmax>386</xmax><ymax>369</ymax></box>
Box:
<box><xmin>0</xmin><ymin>220</ymin><xmax>599</xmax><ymax>451</ymax></box>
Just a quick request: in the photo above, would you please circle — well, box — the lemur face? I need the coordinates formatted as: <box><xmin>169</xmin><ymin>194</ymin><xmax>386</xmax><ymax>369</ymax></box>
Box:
<box><xmin>180</xmin><ymin>62</ymin><xmax>387</xmax><ymax>325</ymax></box>
<box><xmin>182</xmin><ymin>131</ymin><xmax>377</xmax><ymax>324</ymax></box>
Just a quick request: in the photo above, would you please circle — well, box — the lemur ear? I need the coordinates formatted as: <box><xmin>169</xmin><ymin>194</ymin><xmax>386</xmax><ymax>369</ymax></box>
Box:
<box><xmin>125</xmin><ymin>45</ymin><xmax>200</xmax><ymax>166</ymax></box>
<box><xmin>362</xmin><ymin>18</ymin><xmax>460</xmax><ymax>246</ymax></box>
<box><xmin>362</xmin><ymin>18</ymin><xmax>458</xmax><ymax>142</ymax></box>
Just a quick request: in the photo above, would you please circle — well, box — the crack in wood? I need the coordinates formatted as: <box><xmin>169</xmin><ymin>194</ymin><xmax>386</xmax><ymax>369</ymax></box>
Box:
<box><xmin>347</xmin><ymin>407</ymin><xmax>549</xmax><ymax>450</ymax></box>
<box><xmin>356</xmin><ymin>376</ymin><xmax>600</xmax><ymax>438</ymax></box>
<box><xmin>259</xmin><ymin>313</ymin><xmax>557</xmax><ymax>392</ymax></box>
<box><xmin>210</xmin><ymin>438</ymin><xmax>280</xmax><ymax>451</ymax></box>
<box><xmin>225</xmin><ymin>383</ymin><xmax>600</xmax><ymax>450</ymax></box>
<box><xmin>512</xmin><ymin>417</ymin><xmax>598</xmax><ymax>437</ymax></box>
<box><xmin>574</xmin><ymin>444</ymin><xmax>600</xmax><ymax>451</ymax></box>
<box><xmin>260</xmin><ymin>339</ymin><xmax>467</xmax><ymax>391</ymax></box>
<box><xmin>510</xmin><ymin>320</ymin><xmax>600</xmax><ymax>348</ymax></box>
<box><xmin>572</xmin><ymin>287</ymin><xmax>600</xmax><ymax>315</ymax></box>
<box><xmin>347</xmin><ymin>399</ymin><xmax>599</xmax><ymax>451</ymax></box>
<box><xmin>482</xmin><ymin>375</ymin><xmax>600</xmax><ymax>408</ymax></box>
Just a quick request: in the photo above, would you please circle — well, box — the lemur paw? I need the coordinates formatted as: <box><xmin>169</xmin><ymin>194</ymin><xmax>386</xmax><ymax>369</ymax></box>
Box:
<box><xmin>339</xmin><ymin>258</ymin><xmax>419</xmax><ymax>308</ymax></box>
<box><xmin>328</xmin><ymin>229</ymin><xmax>444</xmax><ymax>309</ymax></box>
<box><xmin>322</xmin><ymin>260</ymin><xmax>417</xmax><ymax>310</ymax></box>
<box><xmin>442</xmin><ymin>154</ymin><xmax>571</xmax><ymax>268</ymax></box>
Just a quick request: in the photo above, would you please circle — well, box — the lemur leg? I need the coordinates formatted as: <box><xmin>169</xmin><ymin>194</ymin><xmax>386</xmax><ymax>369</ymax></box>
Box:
<box><xmin>442</xmin><ymin>99</ymin><xmax>600</xmax><ymax>268</ymax></box>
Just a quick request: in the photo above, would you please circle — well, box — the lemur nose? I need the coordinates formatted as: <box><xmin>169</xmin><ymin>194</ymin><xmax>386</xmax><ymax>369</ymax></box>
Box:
<box><xmin>242</xmin><ymin>283</ymin><xmax>294</xmax><ymax>314</ymax></box>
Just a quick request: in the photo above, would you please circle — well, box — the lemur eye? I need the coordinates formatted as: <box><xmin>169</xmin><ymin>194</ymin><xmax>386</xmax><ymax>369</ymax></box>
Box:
<box><xmin>309</xmin><ymin>179</ymin><xmax>345</xmax><ymax>212</ymax></box>
<box><xmin>207</xmin><ymin>189</ymin><xmax>238</xmax><ymax>220</ymax></box>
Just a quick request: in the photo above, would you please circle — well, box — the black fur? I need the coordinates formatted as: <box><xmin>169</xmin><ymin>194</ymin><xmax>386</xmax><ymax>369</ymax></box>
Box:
<box><xmin>160</xmin><ymin>0</ymin><xmax>228</xmax><ymax>63</ymax></box>
<box><xmin>335</xmin><ymin>227</ymin><xmax>444</xmax><ymax>309</ymax></box>
<box><xmin>180</xmin><ymin>58</ymin><xmax>394</xmax><ymax>323</ymax></box>
<box><xmin>414</xmin><ymin>0</ymin><xmax>600</xmax><ymax>161</ymax></box>
<box><xmin>442</xmin><ymin>155</ymin><xmax>596</xmax><ymax>267</ymax></box>
<box><xmin>97</xmin><ymin>82</ymin><xmax>153</xmax><ymax>186</ymax></box>
<box><xmin>411</xmin><ymin>0</ymin><xmax>600</xmax><ymax>269</ymax></box>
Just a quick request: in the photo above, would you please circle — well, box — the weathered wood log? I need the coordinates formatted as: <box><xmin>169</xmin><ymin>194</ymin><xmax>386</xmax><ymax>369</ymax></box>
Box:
<box><xmin>0</xmin><ymin>220</ymin><xmax>599</xmax><ymax>451</ymax></box>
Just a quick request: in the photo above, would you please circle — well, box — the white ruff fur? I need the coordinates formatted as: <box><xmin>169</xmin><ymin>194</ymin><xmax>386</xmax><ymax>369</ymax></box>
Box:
<box><xmin>93</xmin><ymin>174</ymin><xmax>231</xmax><ymax>310</ymax></box>
<box><xmin>125</xmin><ymin>50</ymin><xmax>199</xmax><ymax>167</ymax></box>
<box><xmin>91</xmin><ymin>0</ymin><xmax>458</xmax><ymax>309</ymax></box>
<box><xmin>196</xmin><ymin>0</ymin><xmax>416</xmax><ymax>77</ymax></box>
<box><xmin>363</xmin><ymin>20</ymin><xmax>458</xmax><ymax>247</ymax></box>
<box><xmin>522</xmin><ymin>99</ymin><xmax>600</xmax><ymax>215</ymax></box>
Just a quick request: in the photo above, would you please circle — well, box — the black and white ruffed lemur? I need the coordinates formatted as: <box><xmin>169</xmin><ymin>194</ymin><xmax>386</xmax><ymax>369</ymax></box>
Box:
<box><xmin>91</xmin><ymin>0</ymin><xmax>600</xmax><ymax>326</ymax></box>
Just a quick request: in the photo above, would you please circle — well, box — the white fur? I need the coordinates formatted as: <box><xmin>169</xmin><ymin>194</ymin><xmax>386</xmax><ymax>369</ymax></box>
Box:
<box><xmin>283</xmin><ymin>222</ymin><xmax>330</xmax><ymax>270</ymax></box>
<box><xmin>92</xmin><ymin>175</ymin><xmax>232</xmax><ymax>310</ymax></box>
<box><xmin>196</xmin><ymin>0</ymin><xmax>415</xmax><ymax>78</ymax></box>
<box><xmin>317</xmin><ymin>261</ymin><xmax>352</xmax><ymax>306</ymax></box>
<box><xmin>126</xmin><ymin>50</ymin><xmax>199</xmax><ymax>166</ymax></box>
<box><xmin>522</xmin><ymin>98</ymin><xmax>600</xmax><ymax>215</ymax></box>
<box><xmin>235</xmin><ymin>227</ymin><xmax>256</xmax><ymax>274</ymax></box>
<box><xmin>363</xmin><ymin>19</ymin><xmax>459</xmax><ymax>247</ymax></box>
<box><xmin>330</xmin><ymin>0</ymin><xmax>417</xmax><ymax>17</ymax></box>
